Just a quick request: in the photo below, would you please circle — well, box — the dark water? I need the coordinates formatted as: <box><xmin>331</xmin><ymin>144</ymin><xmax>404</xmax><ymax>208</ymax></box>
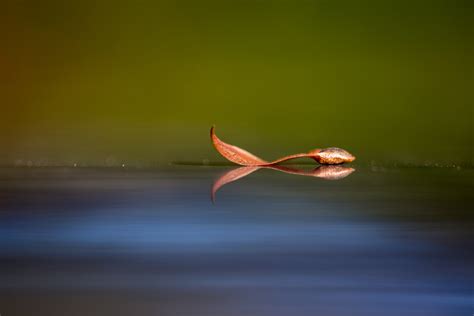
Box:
<box><xmin>0</xmin><ymin>166</ymin><xmax>472</xmax><ymax>316</ymax></box>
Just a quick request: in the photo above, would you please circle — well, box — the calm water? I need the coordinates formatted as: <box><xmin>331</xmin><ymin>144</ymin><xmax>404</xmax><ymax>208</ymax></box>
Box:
<box><xmin>0</xmin><ymin>166</ymin><xmax>472</xmax><ymax>316</ymax></box>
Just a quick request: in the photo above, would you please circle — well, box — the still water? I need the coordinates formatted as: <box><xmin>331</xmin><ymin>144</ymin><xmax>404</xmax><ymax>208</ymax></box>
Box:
<box><xmin>0</xmin><ymin>166</ymin><xmax>472</xmax><ymax>315</ymax></box>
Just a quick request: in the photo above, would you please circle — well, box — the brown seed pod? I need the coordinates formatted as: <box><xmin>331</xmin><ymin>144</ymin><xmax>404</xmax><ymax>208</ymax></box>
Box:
<box><xmin>309</xmin><ymin>147</ymin><xmax>356</xmax><ymax>165</ymax></box>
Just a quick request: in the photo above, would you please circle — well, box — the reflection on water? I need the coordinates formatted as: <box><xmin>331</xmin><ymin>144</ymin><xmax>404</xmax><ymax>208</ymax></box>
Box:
<box><xmin>0</xmin><ymin>166</ymin><xmax>472</xmax><ymax>316</ymax></box>
<box><xmin>212</xmin><ymin>165</ymin><xmax>355</xmax><ymax>202</ymax></box>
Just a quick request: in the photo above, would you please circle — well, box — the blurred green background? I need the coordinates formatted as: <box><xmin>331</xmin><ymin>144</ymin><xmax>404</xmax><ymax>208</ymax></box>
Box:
<box><xmin>2</xmin><ymin>0</ymin><xmax>472</xmax><ymax>166</ymax></box>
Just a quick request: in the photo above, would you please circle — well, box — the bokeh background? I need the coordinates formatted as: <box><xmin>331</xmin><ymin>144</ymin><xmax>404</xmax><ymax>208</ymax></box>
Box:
<box><xmin>2</xmin><ymin>0</ymin><xmax>472</xmax><ymax>166</ymax></box>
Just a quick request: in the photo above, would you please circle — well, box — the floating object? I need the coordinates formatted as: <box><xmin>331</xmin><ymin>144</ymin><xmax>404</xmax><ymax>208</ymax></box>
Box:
<box><xmin>210</xmin><ymin>126</ymin><xmax>355</xmax><ymax>166</ymax></box>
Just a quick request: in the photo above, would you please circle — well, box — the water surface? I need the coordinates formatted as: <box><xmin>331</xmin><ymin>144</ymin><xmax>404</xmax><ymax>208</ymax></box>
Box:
<box><xmin>0</xmin><ymin>166</ymin><xmax>472</xmax><ymax>315</ymax></box>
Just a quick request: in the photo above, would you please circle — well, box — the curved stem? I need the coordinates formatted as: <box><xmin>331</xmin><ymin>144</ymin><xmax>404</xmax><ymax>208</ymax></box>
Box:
<box><xmin>262</xmin><ymin>153</ymin><xmax>314</xmax><ymax>166</ymax></box>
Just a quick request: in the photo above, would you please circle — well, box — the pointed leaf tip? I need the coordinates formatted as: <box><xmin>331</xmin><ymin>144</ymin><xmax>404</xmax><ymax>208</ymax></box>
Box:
<box><xmin>210</xmin><ymin>127</ymin><xmax>267</xmax><ymax>166</ymax></box>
